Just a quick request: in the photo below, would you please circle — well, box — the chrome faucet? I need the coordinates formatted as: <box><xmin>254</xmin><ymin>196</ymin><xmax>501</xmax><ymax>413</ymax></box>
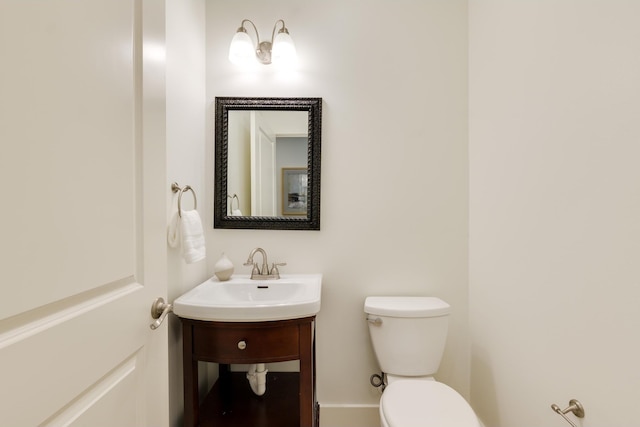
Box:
<box><xmin>243</xmin><ymin>247</ymin><xmax>286</xmax><ymax>280</ymax></box>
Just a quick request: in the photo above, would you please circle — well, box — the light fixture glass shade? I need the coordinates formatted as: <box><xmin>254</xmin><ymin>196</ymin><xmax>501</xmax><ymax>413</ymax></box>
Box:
<box><xmin>271</xmin><ymin>31</ymin><xmax>297</xmax><ymax>67</ymax></box>
<box><xmin>228</xmin><ymin>31</ymin><xmax>256</xmax><ymax>66</ymax></box>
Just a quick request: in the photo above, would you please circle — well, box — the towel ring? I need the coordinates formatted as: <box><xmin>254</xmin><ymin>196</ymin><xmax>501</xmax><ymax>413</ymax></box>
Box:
<box><xmin>171</xmin><ymin>182</ymin><xmax>197</xmax><ymax>218</ymax></box>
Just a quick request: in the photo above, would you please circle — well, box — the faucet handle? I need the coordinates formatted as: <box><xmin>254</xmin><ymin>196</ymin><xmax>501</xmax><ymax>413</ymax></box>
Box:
<box><xmin>243</xmin><ymin>262</ymin><xmax>260</xmax><ymax>278</ymax></box>
<box><xmin>269</xmin><ymin>262</ymin><xmax>287</xmax><ymax>278</ymax></box>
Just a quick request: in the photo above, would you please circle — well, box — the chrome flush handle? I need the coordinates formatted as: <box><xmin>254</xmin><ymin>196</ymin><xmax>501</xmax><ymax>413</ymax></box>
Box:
<box><xmin>367</xmin><ymin>315</ymin><xmax>382</xmax><ymax>325</ymax></box>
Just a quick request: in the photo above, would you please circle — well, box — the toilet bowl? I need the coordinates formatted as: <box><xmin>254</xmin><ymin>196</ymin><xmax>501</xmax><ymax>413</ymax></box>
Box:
<box><xmin>364</xmin><ymin>296</ymin><xmax>480</xmax><ymax>427</ymax></box>
<box><xmin>380</xmin><ymin>380</ymin><xmax>479</xmax><ymax>427</ymax></box>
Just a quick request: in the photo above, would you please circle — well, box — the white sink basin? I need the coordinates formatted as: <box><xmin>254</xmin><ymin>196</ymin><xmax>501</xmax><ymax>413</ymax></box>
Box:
<box><xmin>173</xmin><ymin>274</ymin><xmax>322</xmax><ymax>322</ymax></box>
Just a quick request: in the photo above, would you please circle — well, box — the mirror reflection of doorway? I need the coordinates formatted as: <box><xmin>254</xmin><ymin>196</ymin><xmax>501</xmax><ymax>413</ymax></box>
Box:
<box><xmin>250</xmin><ymin>111</ymin><xmax>277</xmax><ymax>216</ymax></box>
<box><xmin>227</xmin><ymin>109</ymin><xmax>309</xmax><ymax>217</ymax></box>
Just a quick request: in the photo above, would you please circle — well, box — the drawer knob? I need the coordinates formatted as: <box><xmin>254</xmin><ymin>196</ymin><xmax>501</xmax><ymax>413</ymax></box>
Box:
<box><xmin>237</xmin><ymin>340</ymin><xmax>247</xmax><ymax>350</ymax></box>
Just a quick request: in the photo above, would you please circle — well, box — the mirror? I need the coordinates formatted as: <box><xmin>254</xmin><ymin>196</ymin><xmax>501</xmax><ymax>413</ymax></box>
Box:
<box><xmin>214</xmin><ymin>97</ymin><xmax>322</xmax><ymax>230</ymax></box>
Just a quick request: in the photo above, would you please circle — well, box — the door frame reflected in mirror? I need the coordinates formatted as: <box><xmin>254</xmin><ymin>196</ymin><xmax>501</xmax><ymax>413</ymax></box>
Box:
<box><xmin>214</xmin><ymin>97</ymin><xmax>322</xmax><ymax>230</ymax></box>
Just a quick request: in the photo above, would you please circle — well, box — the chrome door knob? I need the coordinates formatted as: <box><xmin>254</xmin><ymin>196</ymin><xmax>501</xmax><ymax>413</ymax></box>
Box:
<box><xmin>149</xmin><ymin>297</ymin><xmax>173</xmax><ymax>330</ymax></box>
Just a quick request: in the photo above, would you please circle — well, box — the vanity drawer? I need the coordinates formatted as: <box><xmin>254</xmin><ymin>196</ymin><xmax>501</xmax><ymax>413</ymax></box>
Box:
<box><xmin>192</xmin><ymin>321</ymin><xmax>300</xmax><ymax>363</ymax></box>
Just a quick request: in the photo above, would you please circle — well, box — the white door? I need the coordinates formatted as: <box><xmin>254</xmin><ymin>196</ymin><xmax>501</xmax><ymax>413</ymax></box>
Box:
<box><xmin>0</xmin><ymin>1</ymin><xmax>169</xmax><ymax>426</ymax></box>
<box><xmin>250</xmin><ymin>111</ymin><xmax>277</xmax><ymax>216</ymax></box>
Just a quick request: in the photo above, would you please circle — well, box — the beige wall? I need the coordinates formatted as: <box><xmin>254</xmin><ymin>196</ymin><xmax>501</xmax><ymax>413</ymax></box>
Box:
<box><xmin>205</xmin><ymin>0</ymin><xmax>469</xmax><ymax>422</ymax></box>
<box><xmin>469</xmin><ymin>1</ymin><xmax>640</xmax><ymax>426</ymax></box>
<box><xmin>141</xmin><ymin>1</ymin><xmax>640</xmax><ymax>426</ymax></box>
<box><xmin>165</xmin><ymin>0</ymin><xmax>208</xmax><ymax>425</ymax></box>
<box><xmin>142</xmin><ymin>1</ymin><xmax>640</xmax><ymax>426</ymax></box>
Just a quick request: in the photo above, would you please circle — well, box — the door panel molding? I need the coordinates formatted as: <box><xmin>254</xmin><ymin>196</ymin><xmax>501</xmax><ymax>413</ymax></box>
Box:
<box><xmin>40</xmin><ymin>351</ymin><xmax>141</xmax><ymax>427</ymax></box>
<box><xmin>0</xmin><ymin>278</ymin><xmax>140</xmax><ymax>349</ymax></box>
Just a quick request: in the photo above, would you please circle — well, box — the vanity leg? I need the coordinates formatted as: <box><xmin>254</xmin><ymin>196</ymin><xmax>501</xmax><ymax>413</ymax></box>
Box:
<box><xmin>313</xmin><ymin>322</ymin><xmax>319</xmax><ymax>426</ymax></box>
<box><xmin>299</xmin><ymin>320</ymin><xmax>314</xmax><ymax>427</ymax></box>
<box><xmin>182</xmin><ymin>323</ymin><xmax>199</xmax><ymax>427</ymax></box>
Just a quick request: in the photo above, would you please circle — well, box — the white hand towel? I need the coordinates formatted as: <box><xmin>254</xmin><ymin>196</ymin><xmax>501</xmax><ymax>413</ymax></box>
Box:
<box><xmin>231</xmin><ymin>209</ymin><xmax>243</xmax><ymax>216</ymax></box>
<box><xmin>167</xmin><ymin>210</ymin><xmax>206</xmax><ymax>263</ymax></box>
<box><xmin>180</xmin><ymin>210</ymin><xmax>206</xmax><ymax>263</ymax></box>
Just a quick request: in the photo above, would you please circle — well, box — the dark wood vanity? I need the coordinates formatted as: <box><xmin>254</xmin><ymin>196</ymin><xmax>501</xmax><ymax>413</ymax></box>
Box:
<box><xmin>181</xmin><ymin>316</ymin><xmax>318</xmax><ymax>427</ymax></box>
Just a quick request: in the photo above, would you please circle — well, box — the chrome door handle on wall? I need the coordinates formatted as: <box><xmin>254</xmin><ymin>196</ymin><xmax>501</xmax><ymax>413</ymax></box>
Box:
<box><xmin>150</xmin><ymin>297</ymin><xmax>173</xmax><ymax>330</ymax></box>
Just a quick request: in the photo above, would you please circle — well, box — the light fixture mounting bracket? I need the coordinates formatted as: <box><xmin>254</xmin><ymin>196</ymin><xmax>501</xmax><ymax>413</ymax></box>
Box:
<box><xmin>256</xmin><ymin>41</ymin><xmax>273</xmax><ymax>64</ymax></box>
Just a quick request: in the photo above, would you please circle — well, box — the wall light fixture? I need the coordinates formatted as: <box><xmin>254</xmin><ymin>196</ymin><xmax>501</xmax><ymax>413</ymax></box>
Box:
<box><xmin>228</xmin><ymin>19</ymin><xmax>297</xmax><ymax>67</ymax></box>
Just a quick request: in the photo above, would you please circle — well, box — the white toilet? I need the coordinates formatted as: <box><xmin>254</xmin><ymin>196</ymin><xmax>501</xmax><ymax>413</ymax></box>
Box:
<box><xmin>365</xmin><ymin>296</ymin><xmax>480</xmax><ymax>427</ymax></box>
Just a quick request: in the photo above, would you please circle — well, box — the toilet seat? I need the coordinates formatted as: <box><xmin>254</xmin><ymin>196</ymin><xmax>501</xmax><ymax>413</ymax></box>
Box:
<box><xmin>380</xmin><ymin>380</ymin><xmax>479</xmax><ymax>427</ymax></box>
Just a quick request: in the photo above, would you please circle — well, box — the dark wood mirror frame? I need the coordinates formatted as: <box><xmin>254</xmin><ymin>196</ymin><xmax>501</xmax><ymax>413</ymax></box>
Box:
<box><xmin>214</xmin><ymin>97</ymin><xmax>322</xmax><ymax>230</ymax></box>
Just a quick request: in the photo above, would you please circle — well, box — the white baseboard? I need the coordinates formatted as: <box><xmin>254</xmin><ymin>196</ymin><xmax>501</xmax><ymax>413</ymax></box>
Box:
<box><xmin>320</xmin><ymin>404</ymin><xmax>379</xmax><ymax>427</ymax></box>
<box><xmin>319</xmin><ymin>402</ymin><xmax>485</xmax><ymax>427</ymax></box>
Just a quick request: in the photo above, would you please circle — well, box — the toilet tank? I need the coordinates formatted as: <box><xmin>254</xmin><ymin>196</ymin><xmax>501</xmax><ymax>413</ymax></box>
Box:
<box><xmin>364</xmin><ymin>297</ymin><xmax>450</xmax><ymax>377</ymax></box>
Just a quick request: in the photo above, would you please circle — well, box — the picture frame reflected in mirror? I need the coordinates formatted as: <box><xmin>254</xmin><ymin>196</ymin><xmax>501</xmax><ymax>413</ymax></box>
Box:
<box><xmin>282</xmin><ymin>167</ymin><xmax>307</xmax><ymax>216</ymax></box>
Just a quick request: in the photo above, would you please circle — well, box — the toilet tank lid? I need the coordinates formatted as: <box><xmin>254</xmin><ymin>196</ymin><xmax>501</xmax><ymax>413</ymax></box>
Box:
<box><xmin>364</xmin><ymin>297</ymin><xmax>450</xmax><ymax>318</ymax></box>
